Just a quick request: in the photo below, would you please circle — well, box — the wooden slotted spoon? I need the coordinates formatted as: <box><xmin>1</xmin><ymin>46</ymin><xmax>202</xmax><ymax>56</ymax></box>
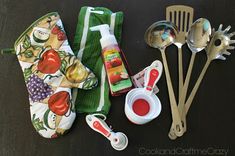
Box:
<box><xmin>166</xmin><ymin>5</ymin><xmax>194</xmax><ymax>102</ymax></box>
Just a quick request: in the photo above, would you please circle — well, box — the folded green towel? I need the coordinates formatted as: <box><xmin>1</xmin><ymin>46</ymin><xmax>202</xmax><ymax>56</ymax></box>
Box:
<box><xmin>72</xmin><ymin>6</ymin><xmax>124</xmax><ymax>115</ymax></box>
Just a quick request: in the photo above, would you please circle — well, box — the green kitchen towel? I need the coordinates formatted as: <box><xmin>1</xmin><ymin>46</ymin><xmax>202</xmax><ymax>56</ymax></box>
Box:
<box><xmin>72</xmin><ymin>6</ymin><xmax>123</xmax><ymax>115</ymax></box>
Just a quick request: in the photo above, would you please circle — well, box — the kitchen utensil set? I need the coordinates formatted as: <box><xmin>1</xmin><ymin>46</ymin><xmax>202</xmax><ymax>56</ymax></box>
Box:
<box><xmin>145</xmin><ymin>5</ymin><xmax>234</xmax><ymax>140</ymax></box>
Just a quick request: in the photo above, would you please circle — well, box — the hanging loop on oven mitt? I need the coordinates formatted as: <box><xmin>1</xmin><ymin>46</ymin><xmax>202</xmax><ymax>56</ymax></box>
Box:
<box><xmin>14</xmin><ymin>12</ymin><xmax>97</xmax><ymax>138</ymax></box>
<box><xmin>72</xmin><ymin>6</ymin><xmax>123</xmax><ymax>116</ymax></box>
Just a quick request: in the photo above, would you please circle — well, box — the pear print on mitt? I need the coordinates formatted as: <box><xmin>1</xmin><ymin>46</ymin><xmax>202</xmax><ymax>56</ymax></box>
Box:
<box><xmin>15</xmin><ymin>12</ymin><xmax>98</xmax><ymax>138</ymax></box>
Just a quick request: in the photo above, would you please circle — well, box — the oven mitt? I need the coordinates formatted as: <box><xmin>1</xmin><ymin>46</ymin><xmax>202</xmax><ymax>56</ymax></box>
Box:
<box><xmin>72</xmin><ymin>6</ymin><xmax>123</xmax><ymax>115</ymax></box>
<box><xmin>12</xmin><ymin>12</ymin><xmax>97</xmax><ymax>138</ymax></box>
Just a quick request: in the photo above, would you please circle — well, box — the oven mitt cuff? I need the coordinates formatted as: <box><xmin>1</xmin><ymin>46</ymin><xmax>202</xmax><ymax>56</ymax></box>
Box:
<box><xmin>0</xmin><ymin>48</ymin><xmax>15</xmax><ymax>54</ymax></box>
<box><xmin>14</xmin><ymin>12</ymin><xmax>97</xmax><ymax>138</ymax></box>
<box><xmin>72</xmin><ymin>6</ymin><xmax>123</xmax><ymax>115</ymax></box>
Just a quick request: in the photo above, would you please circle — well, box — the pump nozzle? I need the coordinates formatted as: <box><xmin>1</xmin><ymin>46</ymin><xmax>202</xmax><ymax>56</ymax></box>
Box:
<box><xmin>90</xmin><ymin>24</ymin><xmax>118</xmax><ymax>49</ymax></box>
<box><xmin>90</xmin><ymin>24</ymin><xmax>110</xmax><ymax>37</ymax></box>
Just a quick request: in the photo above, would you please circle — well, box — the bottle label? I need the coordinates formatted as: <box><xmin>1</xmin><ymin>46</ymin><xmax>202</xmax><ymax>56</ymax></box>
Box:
<box><xmin>103</xmin><ymin>47</ymin><xmax>132</xmax><ymax>93</ymax></box>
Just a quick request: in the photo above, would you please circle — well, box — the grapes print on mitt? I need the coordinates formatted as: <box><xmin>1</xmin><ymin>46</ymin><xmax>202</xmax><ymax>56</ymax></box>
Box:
<box><xmin>14</xmin><ymin>12</ymin><xmax>98</xmax><ymax>138</ymax></box>
<box><xmin>27</xmin><ymin>74</ymin><xmax>53</xmax><ymax>102</ymax></box>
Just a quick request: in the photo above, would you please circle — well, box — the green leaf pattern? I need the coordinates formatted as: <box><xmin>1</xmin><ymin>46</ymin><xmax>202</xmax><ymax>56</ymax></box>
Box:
<box><xmin>82</xmin><ymin>77</ymin><xmax>98</xmax><ymax>89</ymax></box>
<box><xmin>57</xmin><ymin>51</ymin><xmax>66</xmax><ymax>58</ymax></box>
<box><xmin>22</xmin><ymin>35</ymin><xmax>31</xmax><ymax>49</ymax></box>
<box><xmin>60</xmin><ymin>59</ymin><xmax>67</xmax><ymax>74</ymax></box>
<box><xmin>24</xmin><ymin>50</ymin><xmax>34</xmax><ymax>58</ymax></box>
<box><xmin>32</xmin><ymin>114</ymin><xmax>47</xmax><ymax>132</ymax></box>
<box><xmin>23</xmin><ymin>67</ymin><xmax>32</xmax><ymax>81</ymax></box>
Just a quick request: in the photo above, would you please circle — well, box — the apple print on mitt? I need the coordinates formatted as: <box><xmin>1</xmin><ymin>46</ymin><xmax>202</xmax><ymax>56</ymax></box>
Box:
<box><xmin>14</xmin><ymin>12</ymin><xmax>98</xmax><ymax>138</ymax></box>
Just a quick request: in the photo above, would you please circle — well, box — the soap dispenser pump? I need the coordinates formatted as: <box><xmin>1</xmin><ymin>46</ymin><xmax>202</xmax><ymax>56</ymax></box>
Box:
<box><xmin>90</xmin><ymin>24</ymin><xmax>132</xmax><ymax>96</ymax></box>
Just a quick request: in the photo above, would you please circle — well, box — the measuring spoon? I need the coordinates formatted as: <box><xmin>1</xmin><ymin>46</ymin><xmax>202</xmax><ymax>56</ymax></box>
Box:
<box><xmin>125</xmin><ymin>60</ymin><xmax>162</xmax><ymax>125</ymax></box>
<box><xmin>86</xmin><ymin>114</ymin><xmax>128</xmax><ymax>151</ymax></box>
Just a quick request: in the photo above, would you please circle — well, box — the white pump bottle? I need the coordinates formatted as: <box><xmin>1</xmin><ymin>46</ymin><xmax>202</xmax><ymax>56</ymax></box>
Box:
<box><xmin>90</xmin><ymin>24</ymin><xmax>118</xmax><ymax>49</ymax></box>
<box><xmin>90</xmin><ymin>24</ymin><xmax>133</xmax><ymax>96</ymax></box>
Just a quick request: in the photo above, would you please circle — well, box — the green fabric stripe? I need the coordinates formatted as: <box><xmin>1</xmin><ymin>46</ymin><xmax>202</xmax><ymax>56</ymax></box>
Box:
<box><xmin>73</xmin><ymin>7</ymin><xmax>87</xmax><ymax>56</ymax></box>
<box><xmin>80</xmin><ymin>10</ymin><xmax>111</xmax><ymax>68</ymax></box>
<box><xmin>103</xmin><ymin>70</ymin><xmax>110</xmax><ymax>114</ymax></box>
<box><xmin>114</xmin><ymin>12</ymin><xmax>124</xmax><ymax>44</ymax></box>
<box><xmin>75</xmin><ymin>59</ymin><xmax>110</xmax><ymax>115</ymax></box>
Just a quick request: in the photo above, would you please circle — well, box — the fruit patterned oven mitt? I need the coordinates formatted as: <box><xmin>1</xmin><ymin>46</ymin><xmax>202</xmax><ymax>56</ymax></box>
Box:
<box><xmin>14</xmin><ymin>12</ymin><xmax>98</xmax><ymax>138</ymax></box>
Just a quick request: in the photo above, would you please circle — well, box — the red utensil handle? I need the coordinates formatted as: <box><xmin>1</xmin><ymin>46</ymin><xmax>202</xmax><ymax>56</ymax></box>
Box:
<box><xmin>93</xmin><ymin>121</ymin><xmax>111</xmax><ymax>137</ymax></box>
<box><xmin>146</xmin><ymin>68</ymin><xmax>159</xmax><ymax>91</ymax></box>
